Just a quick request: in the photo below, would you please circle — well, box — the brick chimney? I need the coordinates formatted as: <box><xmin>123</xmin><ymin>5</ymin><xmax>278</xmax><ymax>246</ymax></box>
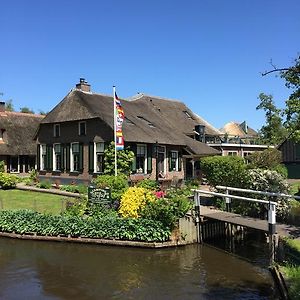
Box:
<box><xmin>76</xmin><ymin>78</ymin><xmax>91</xmax><ymax>92</ymax></box>
<box><xmin>0</xmin><ymin>102</ymin><xmax>5</xmax><ymax>112</ymax></box>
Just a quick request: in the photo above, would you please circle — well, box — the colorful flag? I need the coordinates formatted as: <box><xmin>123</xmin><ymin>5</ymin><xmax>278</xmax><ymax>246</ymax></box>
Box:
<box><xmin>114</xmin><ymin>91</ymin><xmax>124</xmax><ymax>150</ymax></box>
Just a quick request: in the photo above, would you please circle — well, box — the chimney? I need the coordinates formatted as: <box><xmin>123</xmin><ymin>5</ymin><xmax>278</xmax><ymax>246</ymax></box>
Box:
<box><xmin>76</xmin><ymin>78</ymin><xmax>91</xmax><ymax>92</ymax></box>
<box><xmin>0</xmin><ymin>102</ymin><xmax>5</xmax><ymax>112</ymax></box>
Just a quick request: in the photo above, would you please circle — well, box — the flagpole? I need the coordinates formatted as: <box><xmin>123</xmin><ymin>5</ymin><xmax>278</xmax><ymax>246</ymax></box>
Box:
<box><xmin>113</xmin><ymin>86</ymin><xmax>117</xmax><ymax>177</ymax></box>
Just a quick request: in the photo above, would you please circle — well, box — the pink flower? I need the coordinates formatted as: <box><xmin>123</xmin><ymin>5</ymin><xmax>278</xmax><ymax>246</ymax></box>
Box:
<box><xmin>154</xmin><ymin>191</ymin><xmax>166</xmax><ymax>198</ymax></box>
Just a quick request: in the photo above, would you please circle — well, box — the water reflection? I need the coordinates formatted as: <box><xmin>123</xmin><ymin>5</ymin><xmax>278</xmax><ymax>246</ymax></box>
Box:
<box><xmin>0</xmin><ymin>237</ymin><xmax>277</xmax><ymax>299</ymax></box>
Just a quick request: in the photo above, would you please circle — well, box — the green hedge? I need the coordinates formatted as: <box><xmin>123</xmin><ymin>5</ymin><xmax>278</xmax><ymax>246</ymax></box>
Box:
<box><xmin>0</xmin><ymin>210</ymin><xmax>170</xmax><ymax>242</ymax></box>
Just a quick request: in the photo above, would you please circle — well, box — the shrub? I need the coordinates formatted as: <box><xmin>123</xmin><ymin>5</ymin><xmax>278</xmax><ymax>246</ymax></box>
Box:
<box><xmin>63</xmin><ymin>198</ymin><xmax>88</xmax><ymax>217</ymax></box>
<box><xmin>136</xmin><ymin>179</ymin><xmax>159</xmax><ymax>191</ymax></box>
<box><xmin>200</xmin><ymin>156</ymin><xmax>249</xmax><ymax>188</ymax></box>
<box><xmin>36</xmin><ymin>181</ymin><xmax>52</xmax><ymax>189</ymax></box>
<box><xmin>0</xmin><ymin>173</ymin><xmax>18</xmax><ymax>189</ymax></box>
<box><xmin>0</xmin><ymin>209</ymin><xmax>170</xmax><ymax>242</ymax></box>
<box><xmin>119</xmin><ymin>187</ymin><xmax>156</xmax><ymax>218</ymax></box>
<box><xmin>92</xmin><ymin>174</ymin><xmax>128</xmax><ymax>203</ymax></box>
<box><xmin>141</xmin><ymin>189</ymin><xmax>193</xmax><ymax>229</ymax></box>
<box><xmin>0</xmin><ymin>161</ymin><xmax>5</xmax><ymax>172</ymax></box>
<box><xmin>60</xmin><ymin>184</ymin><xmax>87</xmax><ymax>194</ymax></box>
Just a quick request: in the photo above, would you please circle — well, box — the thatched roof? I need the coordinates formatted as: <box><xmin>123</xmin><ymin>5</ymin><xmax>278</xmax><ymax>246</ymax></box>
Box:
<box><xmin>220</xmin><ymin>121</ymin><xmax>258</xmax><ymax>138</ymax></box>
<box><xmin>0</xmin><ymin>111</ymin><xmax>44</xmax><ymax>155</ymax></box>
<box><xmin>41</xmin><ymin>89</ymin><xmax>220</xmax><ymax>155</ymax></box>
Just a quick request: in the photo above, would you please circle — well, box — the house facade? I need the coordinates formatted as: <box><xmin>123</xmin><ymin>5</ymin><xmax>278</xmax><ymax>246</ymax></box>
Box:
<box><xmin>35</xmin><ymin>79</ymin><xmax>220</xmax><ymax>184</ymax></box>
<box><xmin>206</xmin><ymin>121</ymin><xmax>274</xmax><ymax>159</ymax></box>
<box><xmin>0</xmin><ymin>102</ymin><xmax>44</xmax><ymax>174</ymax></box>
<box><xmin>278</xmin><ymin>139</ymin><xmax>300</xmax><ymax>179</ymax></box>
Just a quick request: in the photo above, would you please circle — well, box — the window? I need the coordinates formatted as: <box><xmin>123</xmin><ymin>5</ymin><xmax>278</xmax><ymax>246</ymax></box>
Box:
<box><xmin>243</xmin><ymin>151</ymin><xmax>252</xmax><ymax>164</ymax></box>
<box><xmin>53</xmin><ymin>144</ymin><xmax>61</xmax><ymax>171</ymax></box>
<box><xmin>169</xmin><ymin>151</ymin><xmax>178</xmax><ymax>171</ymax></box>
<box><xmin>53</xmin><ymin>124</ymin><xmax>60</xmax><ymax>137</ymax></box>
<box><xmin>95</xmin><ymin>142</ymin><xmax>105</xmax><ymax>173</ymax></box>
<box><xmin>136</xmin><ymin>144</ymin><xmax>147</xmax><ymax>173</ymax></box>
<box><xmin>71</xmin><ymin>143</ymin><xmax>80</xmax><ymax>171</ymax></box>
<box><xmin>0</xmin><ymin>128</ymin><xmax>5</xmax><ymax>140</ymax></box>
<box><xmin>296</xmin><ymin>144</ymin><xmax>300</xmax><ymax>161</ymax></box>
<box><xmin>137</xmin><ymin>116</ymin><xmax>156</xmax><ymax>128</ymax></box>
<box><xmin>79</xmin><ymin>121</ymin><xmax>86</xmax><ymax>136</ymax></box>
<box><xmin>228</xmin><ymin>151</ymin><xmax>238</xmax><ymax>156</ymax></box>
<box><xmin>40</xmin><ymin>144</ymin><xmax>47</xmax><ymax>170</ymax></box>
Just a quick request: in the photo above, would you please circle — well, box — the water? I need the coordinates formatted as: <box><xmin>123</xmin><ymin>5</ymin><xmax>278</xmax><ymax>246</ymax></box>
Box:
<box><xmin>0</xmin><ymin>237</ymin><xmax>277</xmax><ymax>299</ymax></box>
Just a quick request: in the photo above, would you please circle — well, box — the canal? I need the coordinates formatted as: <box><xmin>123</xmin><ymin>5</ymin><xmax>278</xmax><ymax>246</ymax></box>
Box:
<box><xmin>0</xmin><ymin>237</ymin><xmax>278</xmax><ymax>299</ymax></box>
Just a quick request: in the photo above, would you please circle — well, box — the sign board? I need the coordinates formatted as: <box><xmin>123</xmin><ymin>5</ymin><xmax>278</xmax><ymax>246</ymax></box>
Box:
<box><xmin>88</xmin><ymin>186</ymin><xmax>111</xmax><ymax>205</ymax></box>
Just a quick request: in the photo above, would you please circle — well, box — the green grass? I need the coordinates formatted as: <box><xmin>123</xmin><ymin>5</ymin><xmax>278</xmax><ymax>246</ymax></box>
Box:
<box><xmin>281</xmin><ymin>265</ymin><xmax>300</xmax><ymax>300</ymax></box>
<box><xmin>0</xmin><ymin>190</ymin><xmax>76</xmax><ymax>215</ymax></box>
<box><xmin>290</xmin><ymin>182</ymin><xmax>300</xmax><ymax>195</ymax></box>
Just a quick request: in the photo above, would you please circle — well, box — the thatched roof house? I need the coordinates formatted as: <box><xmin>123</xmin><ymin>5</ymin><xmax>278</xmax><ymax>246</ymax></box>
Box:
<box><xmin>0</xmin><ymin>103</ymin><xmax>44</xmax><ymax>172</ymax></box>
<box><xmin>36</xmin><ymin>79</ymin><xmax>220</xmax><ymax>183</ymax></box>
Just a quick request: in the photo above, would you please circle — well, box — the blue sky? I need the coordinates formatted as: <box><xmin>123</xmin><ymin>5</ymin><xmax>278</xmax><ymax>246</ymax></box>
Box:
<box><xmin>1</xmin><ymin>0</ymin><xmax>299</xmax><ymax>130</ymax></box>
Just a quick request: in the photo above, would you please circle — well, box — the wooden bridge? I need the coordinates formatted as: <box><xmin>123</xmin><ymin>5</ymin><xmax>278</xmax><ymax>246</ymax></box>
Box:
<box><xmin>200</xmin><ymin>205</ymin><xmax>300</xmax><ymax>240</ymax></box>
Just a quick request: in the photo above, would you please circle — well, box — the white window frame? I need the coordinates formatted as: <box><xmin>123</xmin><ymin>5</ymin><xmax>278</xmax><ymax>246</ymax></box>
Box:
<box><xmin>70</xmin><ymin>142</ymin><xmax>80</xmax><ymax>172</ymax></box>
<box><xmin>94</xmin><ymin>142</ymin><xmax>105</xmax><ymax>173</ymax></box>
<box><xmin>170</xmin><ymin>150</ymin><xmax>179</xmax><ymax>171</ymax></box>
<box><xmin>40</xmin><ymin>144</ymin><xmax>46</xmax><ymax>170</ymax></box>
<box><xmin>53</xmin><ymin>124</ymin><xmax>60</xmax><ymax>137</ymax></box>
<box><xmin>136</xmin><ymin>144</ymin><xmax>147</xmax><ymax>174</ymax></box>
<box><xmin>78</xmin><ymin>121</ymin><xmax>86</xmax><ymax>136</ymax></box>
<box><xmin>228</xmin><ymin>151</ymin><xmax>238</xmax><ymax>156</ymax></box>
<box><xmin>53</xmin><ymin>143</ymin><xmax>61</xmax><ymax>171</ymax></box>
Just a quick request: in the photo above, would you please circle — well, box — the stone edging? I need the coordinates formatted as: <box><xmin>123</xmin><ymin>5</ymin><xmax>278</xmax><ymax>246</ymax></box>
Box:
<box><xmin>16</xmin><ymin>184</ymin><xmax>82</xmax><ymax>198</ymax></box>
<box><xmin>0</xmin><ymin>232</ymin><xmax>190</xmax><ymax>248</ymax></box>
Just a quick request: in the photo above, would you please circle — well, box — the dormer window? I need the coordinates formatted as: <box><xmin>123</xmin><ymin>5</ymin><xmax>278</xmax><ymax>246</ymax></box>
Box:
<box><xmin>79</xmin><ymin>121</ymin><xmax>86</xmax><ymax>136</ymax></box>
<box><xmin>137</xmin><ymin>116</ymin><xmax>156</xmax><ymax>128</ymax></box>
<box><xmin>183</xmin><ymin>110</ymin><xmax>195</xmax><ymax>120</ymax></box>
<box><xmin>0</xmin><ymin>128</ymin><xmax>5</xmax><ymax>140</ymax></box>
<box><xmin>54</xmin><ymin>124</ymin><xmax>60</xmax><ymax>137</ymax></box>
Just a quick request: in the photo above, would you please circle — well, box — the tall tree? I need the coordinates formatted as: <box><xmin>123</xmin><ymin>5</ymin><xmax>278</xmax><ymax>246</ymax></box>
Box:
<box><xmin>256</xmin><ymin>93</ymin><xmax>286</xmax><ymax>145</ymax></box>
<box><xmin>262</xmin><ymin>55</ymin><xmax>300</xmax><ymax>141</ymax></box>
<box><xmin>20</xmin><ymin>107</ymin><xmax>34</xmax><ymax>114</ymax></box>
<box><xmin>5</xmin><ymin>99</ymin><xmax>14</xmax><ymax>111</ymax></box>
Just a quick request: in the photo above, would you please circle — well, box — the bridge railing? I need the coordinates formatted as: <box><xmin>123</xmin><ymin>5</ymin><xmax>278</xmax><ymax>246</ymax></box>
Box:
<box><xmin>192</xmin><ymin>188</ymin><xmax>278</xmax><ymax>235</ymax></box>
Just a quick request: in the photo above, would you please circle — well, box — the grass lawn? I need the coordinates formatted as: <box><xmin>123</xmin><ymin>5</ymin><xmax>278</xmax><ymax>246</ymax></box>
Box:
<box><xmin>0</xmin><ymin>190</ymin><xmax>76</xmax><ymax>215</ymax></box>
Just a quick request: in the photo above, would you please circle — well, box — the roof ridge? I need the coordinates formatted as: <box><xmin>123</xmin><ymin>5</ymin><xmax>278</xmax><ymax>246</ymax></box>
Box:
<box><xmin>2</xmin><ymin>111</ymin><xmax>44</xmax><ymax>118</ymax></box>
<box><xmin>128</xmin><ymin>93</ymin><xmax>182</xmax><ymax>103</ymax></box>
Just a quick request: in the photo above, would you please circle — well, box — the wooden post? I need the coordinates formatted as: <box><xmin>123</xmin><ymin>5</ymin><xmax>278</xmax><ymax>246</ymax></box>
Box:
<box><xmin>194</xmin><ymin>191</ymin><xmax>202</xmax><ymax>243</ymax></box>
<box><xmin>268</xmin><ymin>202</ymin><xmax>276</xmax><ymax>263</ymax></box>
<box><xmin>225</xmin><ymin>188</ymin><xmax>231</xmax><ymax>212</ymax></box>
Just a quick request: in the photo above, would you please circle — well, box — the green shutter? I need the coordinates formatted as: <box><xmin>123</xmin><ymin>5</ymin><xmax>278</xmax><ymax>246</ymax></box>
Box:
<box><xmin>37</xmin><ymin>145</ymin><xmax>40</xmax><ymax>170</ymax></box>
<box><xmin>61</xmin><ymin>144</ymin><xmax>65</xmax><ymax>171</ymax></box>
<box><xmin>178</xmin><ymin>152</ymin><xmax>182</xmax><ymax>171</ymax></box>
<box><xmin>46</xmin><ymin>145</ymin><xmax>53</xmax><ymax>171</ymax></box>
<box><xmin>79</xmin><ymin>143</ymin><xmax>84</xmax><ymax>172</ymax></box>
<box><xmin>89</xmin><ymin>142</ymin><xmax>94</xmax><ymax>173</ymax></box>
<box><xmin>147</xmin><ymin>144</ymin><xmax>152</xmax><ymax>174</ymax></box>
<box><xmin>131</xmin><ymin>144</ymin><xmax>137</xmax><ymax>173</ymax></box>
<box><xmin>65</xmin><ymin>144</ymin><xmax>70</xmax><ymax>171</ymax></box>
<box><xmin>168</xmin><ymin>151</ymin><xmax>172</xmax><ymax>172</ymax></box>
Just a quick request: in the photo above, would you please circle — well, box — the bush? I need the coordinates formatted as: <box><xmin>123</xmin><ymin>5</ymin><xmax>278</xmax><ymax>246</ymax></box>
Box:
<box><xmin>140</xmin><ymin>189</ymin><xmax>193</xmax><ymax>229</ymax></box>
<box><xmin>36</xmin><ymin>181</ymin><xmax>52</xmax><ymax>189</ymax></box>
<box><xmin>0</xmin><ymin>209</ymin><xmax>171</xmax><ymax>242</ymax></box>
<box><xmin>0</xmin><ymin>161</ymin><xmax>5</xmax><ymax>172</ymax></box>
<box><xmin>60</xmin><ymin>184</ymin><xmax>87</xmax><ymax>194</ymax></box>
<box><xmin>200</xmin><ymin>156</ymin><xmax>249</xmax><ymax>188</ymax></box>
<box><xmin>0</xmin><ymin>173</ymin><xmax>18</xmax><ymax>189</ymax></box>
<box><xmin>92</xmin><ymin>174</ymin><xmax>128</xmax><ymax>203</ymax></box>
<box><xmin>119</xmin><ymin>187</ymin><xmax>156</xmax><ymax>218</ymax></box>
<box><xmin>136</xmin><ymin>179</ymin><xmax>159</xmax><ymax>191</ymax></box>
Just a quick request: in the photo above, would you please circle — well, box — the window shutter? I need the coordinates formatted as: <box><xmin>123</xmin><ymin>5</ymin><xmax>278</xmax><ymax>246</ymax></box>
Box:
<box><xmin>65</xmin><ymin>144</ymin><xmax>70</xmax><ymax>171</ymax></box>
<box><xmin>131</xmin><ymin>144</ymin><xmax>137</xmax><ymax>173</ymax></box>
<box><xmin>46</xmin><ymin>145</ymin><xmax>53</xmax><ymax>171</ymax></box>
<box><xmin>178</xmin><ymin>152</ymin><xmax>182</xmax><ymax>171</ymax></box>
<box><xmin>89</xmin><ymin>142</ymin><xmax>94</xmax><ymax>173</ymax></box>
<box><xmin>61</xmin><ymin>144</ymin><xmax>65</xmax><ymax>171</ymax></box>
<box><xmin>147</xmin><ymin>144</ymin><xmax>152</xmax><ymax>174</ymax></box>
<box><xmin>37</xmin><ymin>145</ymin><xmax>40</xmax><ymax>170</ymax></box>
<box><xmin>79</xmin><ymin>143</ymin><xmax>84</xmax><ymax>172</ymax></box>
<box><xmin>168</xmin><ymin>151</ymin><xmax>172</xmax><ymax>172</ymax></box>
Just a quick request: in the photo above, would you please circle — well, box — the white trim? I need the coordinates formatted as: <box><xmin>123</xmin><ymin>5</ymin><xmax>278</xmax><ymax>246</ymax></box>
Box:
<box><xmin>40</xmin><ymin>144</ymin><xmax>46</xmax><ymax>170</ymax></box>
<box><xmin>93</xmin><ymin>142</ymin><xmax>105</xmax><ymax>173</ymax></box>
<box><xmin>170</xmin><ymin>150</ymin><xmax>179</xmax><ymax>171</ymax></box>
<box><xmin>53</xmin><ymin>143</ymin><xmax>61</xmax><ymax>171</ymax></box>
<box><xmin>207</xmin><ymin>143</ymin><xmax>274</xmax><ymax>149</ymax></box>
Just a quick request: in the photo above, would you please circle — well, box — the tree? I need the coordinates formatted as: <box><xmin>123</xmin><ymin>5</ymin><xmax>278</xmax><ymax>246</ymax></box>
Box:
<box><xmin>262</xmin><ymin>55</ymin><xmax>300</xmax><ymax>141</ymax></box>
<box><xmin>103</xmin><ymin>142</ymin><xmax>134</xmax><ymax>176</ymax></box>
<box><xmin>20</xmin><ymin>107</ymin><xmax>34</xmax><ymax>114</ymax></box>
<box><xmin>5</xmin><ymin>99</ymin><xmax>14</xmax><ymax>111</ymax></box>
<box><xmin>256</xmin><ymin>93</ymin><xmax>287</xmax><ymax>145</ymax></box>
